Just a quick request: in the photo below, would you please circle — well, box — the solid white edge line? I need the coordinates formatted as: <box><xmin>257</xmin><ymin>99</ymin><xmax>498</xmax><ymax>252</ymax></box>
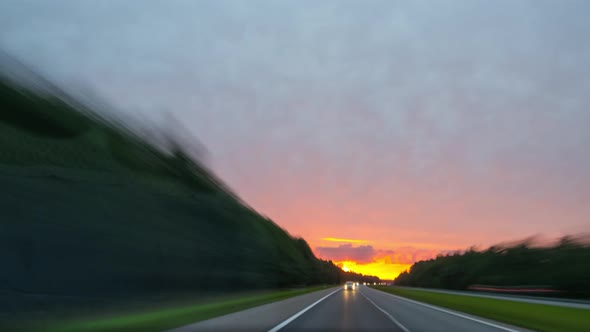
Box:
<box><xmin>266</xmin><ymin>287</ymin><xmax>341</xmax><ymax>332</ymax></box>
<box><xmin>371</xmin><ymin>288</ymin><xmax>523</xmax><ymax>332</ymax></box>
<box><xmin>360</xmin><ymin>290</ymin><xmax>411</xmax><ymax>332</ymax></box>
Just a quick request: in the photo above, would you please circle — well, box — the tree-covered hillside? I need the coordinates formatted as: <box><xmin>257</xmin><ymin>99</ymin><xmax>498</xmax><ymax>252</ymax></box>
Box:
<box><xmin>394</xmin><ymin>237</ymin><xmax>590</xmax><ymax>298</ymax></box>
<box><xmin>0</xmin><ymin>67</ymin><xmax>379</xmax><ymax>305</ymax></box>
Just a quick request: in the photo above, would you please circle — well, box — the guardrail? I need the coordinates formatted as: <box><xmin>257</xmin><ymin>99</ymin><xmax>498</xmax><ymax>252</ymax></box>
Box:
<box><xmin>468</xmin><ymin>284</ymin><xmax>561</xmax><ymax>294</ymax></box>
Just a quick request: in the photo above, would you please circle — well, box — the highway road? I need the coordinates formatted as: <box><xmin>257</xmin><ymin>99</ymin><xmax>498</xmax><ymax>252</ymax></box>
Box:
<box><xmin>169</xmin><ymin>285</ymin><xmax>533</xmax><ymax>332</ymax></box>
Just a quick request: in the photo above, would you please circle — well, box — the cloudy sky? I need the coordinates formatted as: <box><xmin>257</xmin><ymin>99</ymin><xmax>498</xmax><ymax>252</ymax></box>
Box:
<box><xmin>2</xmin><ymin>0</ymin><xmax>589</xmax><ymax>278</ymax></box>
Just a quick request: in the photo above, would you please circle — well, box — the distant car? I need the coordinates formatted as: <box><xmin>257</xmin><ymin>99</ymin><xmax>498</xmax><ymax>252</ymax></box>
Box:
<box><xmin>344</xmin><ymin>281</ymin><xmax>355</xmax><ymax>290</ymax></box>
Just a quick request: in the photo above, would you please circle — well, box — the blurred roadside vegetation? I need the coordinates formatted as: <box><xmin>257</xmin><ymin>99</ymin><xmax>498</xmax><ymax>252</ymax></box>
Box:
<box><xmin>0</xmin><ymin>64</ymin><xmax>379</xmax><ymax>328</ymax></box>
<box><xmin>394</xmin><ymin>236</ymin><xmax>590</xmax><ymax>298</ymax></box>
<box><xmin>20</xmin><ymin>286</ymin><xmax>331</xmax><ymax>332</ymax></box>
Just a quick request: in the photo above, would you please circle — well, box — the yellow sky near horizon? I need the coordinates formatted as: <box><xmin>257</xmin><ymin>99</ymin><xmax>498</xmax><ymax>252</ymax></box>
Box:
<box><xmin>336</xmin><ymin>260</ymin><xmax>412</xmax><ymax>280</ymax></box>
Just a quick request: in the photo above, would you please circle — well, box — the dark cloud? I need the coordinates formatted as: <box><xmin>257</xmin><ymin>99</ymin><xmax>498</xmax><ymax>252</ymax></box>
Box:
<box><xmin>316</xmin><ymin>244</ymin><xmax>446</xmax><ymax>265</ymax></box>
<box><xmin>316</xmin><ymin>244</ymin><xmax>376</xmax><ymax>264</ymax></box>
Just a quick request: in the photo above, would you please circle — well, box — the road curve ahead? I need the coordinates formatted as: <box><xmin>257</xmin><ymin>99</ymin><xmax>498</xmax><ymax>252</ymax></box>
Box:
<box><xmin>169</xmin><ymin>285</ymin><xmax>533</xmax><ymax>332</ymax></box>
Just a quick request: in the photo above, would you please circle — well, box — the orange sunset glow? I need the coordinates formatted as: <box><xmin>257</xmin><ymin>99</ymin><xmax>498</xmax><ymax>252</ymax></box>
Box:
<box><xmin>317</xmin><ymin>237</ymin><xmax>442</xmax><ymax>279</ymax></box>
<box><xmin>219</xmin><ymin>143</ymin><xmax>590</xmax><ymax>281</ymax></box>
<box><xmin>334</xmin><ymin>260</ymin><xmax>411</xmax><ymax>281</ymax></box>
<box><xmin>311</xmin><ymin>237</ymin><xmax>445</xmax><ymax>279</ymax></box>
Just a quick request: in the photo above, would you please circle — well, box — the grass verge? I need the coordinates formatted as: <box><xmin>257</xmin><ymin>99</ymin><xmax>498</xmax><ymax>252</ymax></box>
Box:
<box><xmin>372</xmin><ymin>286</ymin><xmax>590</xmax><ymax>332</ymax></box>
<box><xmin>27</xmin><ymin>286</ymin><xmax>330</xmax><ymax>332</ymax></box>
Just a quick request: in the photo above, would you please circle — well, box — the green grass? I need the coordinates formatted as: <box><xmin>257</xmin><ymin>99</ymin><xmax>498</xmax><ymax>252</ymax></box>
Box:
<box><xmin>29</xmin><ymin>286</ymin><xmax>329</xmax><ymax>332</ymax></box>
<box><xmin>373</xmin><ymin>286</ymin><xmax>590</xmax><ymax>332</ymax></box>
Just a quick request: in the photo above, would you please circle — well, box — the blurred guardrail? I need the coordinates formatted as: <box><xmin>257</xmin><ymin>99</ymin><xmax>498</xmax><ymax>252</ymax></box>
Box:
<box><xmin>468</xmin><ymin>284</ymin><xmax>561</xmax><ymax>295</ymax></box>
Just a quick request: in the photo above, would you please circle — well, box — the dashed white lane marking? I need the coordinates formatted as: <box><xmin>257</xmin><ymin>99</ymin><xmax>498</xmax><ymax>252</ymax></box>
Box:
<box><xmin>360</xmin><ymin>290</ymin><xmax>411</xmax><ymax>332</ymax></box>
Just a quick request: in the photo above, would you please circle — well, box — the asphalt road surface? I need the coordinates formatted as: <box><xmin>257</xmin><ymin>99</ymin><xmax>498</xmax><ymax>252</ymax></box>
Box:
<box><xmin>169</xmin><ymin>285</ymin><xmax>534</xmax><ymax>332</ymax></box>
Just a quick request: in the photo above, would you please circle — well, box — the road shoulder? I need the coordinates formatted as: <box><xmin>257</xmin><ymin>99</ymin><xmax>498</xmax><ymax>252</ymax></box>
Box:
<box><xmin>167</xmin><ymin>287</ymin><xmax>340</xmax><ymax>332</ymax></box>
<box><xmin>370</xmin><ymin>286</ymin><xmax>589</xmax><ymax>332</ymax></box>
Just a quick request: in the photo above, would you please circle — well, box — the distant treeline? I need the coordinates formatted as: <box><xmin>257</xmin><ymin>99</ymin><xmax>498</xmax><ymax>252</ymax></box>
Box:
<box><xmin>0</xmin><ymin>65</ymin><xmax>378</xmax><ymax>301</ymax></box>
<box><xmin>394</xmin><ymin>237</ymin><xmax>590</xmax><ymax>298</ymax></box>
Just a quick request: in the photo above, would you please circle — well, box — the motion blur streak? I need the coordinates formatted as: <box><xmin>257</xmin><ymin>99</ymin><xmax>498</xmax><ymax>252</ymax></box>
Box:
<box><xmin>1</xmin><ymin>1</ymin><xmax>590</xmax><ymax>331</ymax></box>
<box><xmin>0</xmin><ymin>59</ymin><xmax>380</xmax><ymax>331</ymax></box>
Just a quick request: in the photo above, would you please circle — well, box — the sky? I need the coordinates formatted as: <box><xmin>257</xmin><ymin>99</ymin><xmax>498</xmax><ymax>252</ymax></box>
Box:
<box><xmin>1</xmin><ymin>0</ymin><xmax>589</xmax><ymax>279</ymax></box>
